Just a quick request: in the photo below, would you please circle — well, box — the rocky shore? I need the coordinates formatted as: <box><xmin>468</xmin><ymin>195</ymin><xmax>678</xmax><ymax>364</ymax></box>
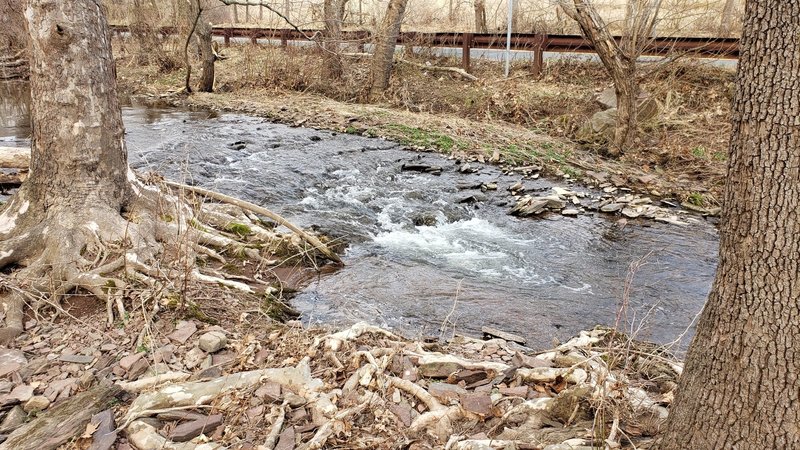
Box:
<box><xmin>0</xmin><ymin>315</ymin><xmax>679</xmax><ymax>449</ymax></box>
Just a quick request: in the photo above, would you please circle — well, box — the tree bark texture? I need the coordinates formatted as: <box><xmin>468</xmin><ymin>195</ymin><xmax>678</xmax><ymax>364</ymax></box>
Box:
<box><xmin>191</xmin><ymin>0</ymin><xmax>215</xmax><ymax>92</ymax></box>
<box><xmin>659</xmin><ymin>2</ymin><xmax>800</xmax><ymax>448</ymax></box>
<box><xmin>24</xmin><ymin>0</ymin><xmax>131</xmax><ymax>214</ymax></box>
<box><xmin>474</xmin><ymin>0</ymin><xmax>487</xmax><ymax>33</ymax></box>
<box><xmin>368</xmin><ymin>0</ymin><xmax>408</xmax><ymax>99</ymax></box>
<box><xmin>0</xmin><ymin>0</ymin><xmax>25</xmax><ymax>51</ymax></box>
<box><xmin>322</xmin><ymin>0</ymin><xmax>344</xmax><ymax>79</ymax></box>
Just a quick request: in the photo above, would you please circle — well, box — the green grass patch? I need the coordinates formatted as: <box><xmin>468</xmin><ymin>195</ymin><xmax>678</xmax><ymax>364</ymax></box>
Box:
<box><xmin>225</xmin><ymin>222</ymin><xmax>252</xmax><ymax>237</ymax></box>
<box><xmin>383</xmin><ymin>124</ymin><xmax>463</xmax><ymax>152</ymax></box>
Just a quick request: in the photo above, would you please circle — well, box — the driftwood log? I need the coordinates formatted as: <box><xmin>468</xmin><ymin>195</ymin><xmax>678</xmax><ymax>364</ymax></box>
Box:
<box><xmin>0</xmin><ymin>383</ymin><xmax>121</xmax><ymax>450</ymax></box>
<box><xmin>0</xmin><ymin>147</ymin><xmax>30</xmax><ymax>169</ymax></box>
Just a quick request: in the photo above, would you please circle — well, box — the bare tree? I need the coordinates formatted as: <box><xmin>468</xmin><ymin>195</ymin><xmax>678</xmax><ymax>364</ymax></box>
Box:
<box><xmin>368</xmin><ymin>0</ymin><xmax>408</xmax><ymax>99</ymax></box>
<box><xmin>0</xmin><ymin>0</ymin><xmax>178</xmax><ymax>341</ymax></box>
<box><xmin>474</xmin><ymin>0</ymin><xmax>487</xmax><ymax>33</ymax></box>
<box><xmin>129</xmin><ymin>0</ymin><xmax>172</xmax><ymax>69</ymax></box>
<box><xmin>322</xmin><ymin>0</ymin><xmax>345</xmax><ymax>79</ymax></box>
<box><xmin>717</xmin><ymin>0</ymin><xmax>737</xmax><ymax>36</ymax></box>
<box><xmin>559</xmin><ymin>0</ymin><xmax>662</xmax><ymax>154</ymax></box>
<box><xmin>193</xmin><ymin>0</ymin><xmax>217</xmax><ymax>92</ymax></box>
<box><xmin>658</xmin><ymin>1</ymin><xmax>800</xmax><ymax>448</ymax></box>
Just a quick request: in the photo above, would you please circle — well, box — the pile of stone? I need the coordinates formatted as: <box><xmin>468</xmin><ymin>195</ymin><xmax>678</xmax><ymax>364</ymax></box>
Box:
<box><xmin>510</xmin><ymin>184</ymin><xmax>713</xmax><ymax>225</ymax></box>
<box><xmin>0</xmin><ymin>318</ymin><xmax>680</xmax><ymax>450</ymax></box>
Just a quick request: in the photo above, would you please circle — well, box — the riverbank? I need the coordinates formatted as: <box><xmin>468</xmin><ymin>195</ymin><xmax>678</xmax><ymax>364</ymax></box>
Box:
<box><xmin>0</xmin><ymin>296</ymin><xmax>681</xmax><ymax>449</ymax></box>
<box><xmin>114</xmin><ymin>41</ymin><xmax>732</xmax><ymax>207</ymax></box>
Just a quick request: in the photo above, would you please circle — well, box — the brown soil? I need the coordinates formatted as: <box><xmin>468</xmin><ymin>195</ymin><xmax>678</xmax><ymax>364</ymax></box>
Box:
<box><xmin>114</xmin><ymin>40</ymin><xmax>733</xmax><ymax>206</ymax></box>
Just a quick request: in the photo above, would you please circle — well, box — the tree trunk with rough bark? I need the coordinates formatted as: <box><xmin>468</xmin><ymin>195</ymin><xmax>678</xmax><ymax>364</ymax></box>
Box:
<box><xmin>191</xmin><ymin>0</ymin><xmax>215</xmax><ymax>92</ymax></box>
<box><xmin>474</xmin><ymin>0</ymin><xmax>487</xmax><ymax>33</ymax></box>
<box><xmin>322</xmin><ymin>0</ymin><xmax>344</xmax><ymax>79</ymax></box>
<box><xmin>368</xmin><ymin>0</ymin><xmax>407</xmax><ymax>99</ymax></box>
<box><xmin>658</xmin><ymin>2</ymin><xmax>800</xmax><ymax>448</ymax></box>
<box><xmin>0</xmin><ymin>0</ymin><xmax>195</xmax><ymax>344</ymax></box>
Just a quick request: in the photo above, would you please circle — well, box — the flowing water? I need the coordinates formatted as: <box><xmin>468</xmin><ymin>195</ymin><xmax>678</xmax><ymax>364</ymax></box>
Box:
<box><xmin>1</xmin><ymin>83</ymin><xmax>719</xmax><ymax>350</ymax></box>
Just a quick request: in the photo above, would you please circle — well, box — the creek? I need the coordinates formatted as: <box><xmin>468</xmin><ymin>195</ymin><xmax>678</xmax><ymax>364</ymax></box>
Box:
<box><xmin>1</xmin><ymin>83</ymin><xmax>718</xmax><ymax>350</ymax></box>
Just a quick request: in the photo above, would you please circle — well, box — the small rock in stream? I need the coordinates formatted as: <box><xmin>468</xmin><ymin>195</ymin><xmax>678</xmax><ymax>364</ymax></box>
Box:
<box><xmin>401</xmin><ymin>163</ymin><xmax>443</xmax><ymax>175</ymax></box>
<box><xmin>481</xmin><ymin>326</ymin><xmax>527</xmax><ymax>345</ymax></box>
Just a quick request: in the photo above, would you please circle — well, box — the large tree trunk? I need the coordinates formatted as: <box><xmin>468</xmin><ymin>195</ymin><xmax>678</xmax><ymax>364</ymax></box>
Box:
<box><xmin>322</xmin><ymin>0</ymin><xmax>344</xmax><ymax>79</ymax></box>
<box><xmin>191</xmin><ymin>0</ymin><xmax>216</xmax><ymax>92</ymax></box>
<box><xmin>0</xmin><ymin>0</ymin><xmax>133</xmax><ymax>337</ymax></box>
<box><xmin>368</xmin><ymin>0</ymin><xmax>408</xmax><ymax>99</ymax></box>
<box><xmin>658</xmin><ymin>2</ymin><xmax>800</xmax><ymax>448</ymax></box>
<box><xmin>0</xmin><ymin>0</ymin><xmax>194</xmax><ymax>344</ymax></box>
<box><xmin>474</xmin><ymin>0</ymin><xmax>487</xmax><ymax>33</ymax></box>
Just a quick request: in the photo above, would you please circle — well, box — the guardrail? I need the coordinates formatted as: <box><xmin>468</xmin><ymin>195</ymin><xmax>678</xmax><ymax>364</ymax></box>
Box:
<box><xmin>110</xmin><ymin>25</ymin><xmax>739</xmax><ymax>76</ymax></box>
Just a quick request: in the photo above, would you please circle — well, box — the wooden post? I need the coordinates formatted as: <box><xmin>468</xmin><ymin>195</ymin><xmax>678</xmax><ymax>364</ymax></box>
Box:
<box><xmin>532</xmin><ymin>34</ymin><xmax>545</xmax><ymax>77</ymax></box>
<box><xmin>224</xmin><ymin>29</ymin><xmax>231</xmax><ymax>47</ymax></box>
<box><xmin>281</xmin><ymin>29</ymin><xmax>289</xmax><ymax>47</ymax></box>
<box><xmin>462</xmin><ymin>32</ymin><xmax>473</xmax><ymax>72</ymax></box>
<box><xmin>251</xmin><ymin>30</ymin><xmax>258</xmax><ymax>45</ymax></box>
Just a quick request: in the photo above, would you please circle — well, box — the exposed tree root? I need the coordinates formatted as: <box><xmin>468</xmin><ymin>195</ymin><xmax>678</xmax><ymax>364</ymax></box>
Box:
<box><xmin>0</xmin><ymin>175</ymin><xmax>341</xmax><ymax>337</ymax></box>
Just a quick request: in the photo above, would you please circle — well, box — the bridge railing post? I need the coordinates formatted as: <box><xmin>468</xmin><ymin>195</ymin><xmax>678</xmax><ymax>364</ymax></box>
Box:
<box><xmin>281</xmin><ymin>29</ymin><xmax>289</xmax><ymax>48</ymax></box>
<box><xmin>532</xmin><ymin>34</ymin><xmax>546</xmax><ymax>77</ymax></box>
<box><xmin>462</xmin><ymin>32</ymin><xmax>473</xmax><ymax>72</ymax></box>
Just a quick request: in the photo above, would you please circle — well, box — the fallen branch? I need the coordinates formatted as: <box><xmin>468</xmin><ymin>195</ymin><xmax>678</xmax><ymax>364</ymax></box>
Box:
<box><xmin>0</xmin><ymin>147</ymin><xmax>30</xmax><ymax>169</ymax></box>
<box><xmin>117</xmin><ymin>371</ymin><xmax>192</xmax><ymax>393</ymax></box>
<box><xmin>123</xmin><ymin>359</ymin><xmax>324</xmax><ymax>425</ymax></box>
<box><xmin>399</xmin><ymin>59</ymin><xmax>478</xmax><ymax>81</ymax></box>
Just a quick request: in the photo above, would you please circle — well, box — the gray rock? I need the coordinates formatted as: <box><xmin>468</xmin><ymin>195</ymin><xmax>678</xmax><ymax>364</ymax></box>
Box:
<box><xmin>87</xmin><ymin>409</ymin><xmax>117</xmax><ymax>450</ymax></box>
<box><xmin>275</xmin><ymin>426</ymin><xmax>295</xmax><ymax>450</ymax></box>
<box><xmin>198</xmin><ymin>331</ymin><xmax>227</xmax><ymax>353</ymax></box>
<box><xmin>481</xmin><ymin>326</ymin><xmax>527</xmax><ymax>345</ymax></box>
<box><xmin>183</xmin><ymin>347</ymin><xmax>206</xmax><ymax>370</ymax></box>
<box><xmin>562</xmin><ymin>208</ymin><xmax>580</xmax><ymax>216</ymax></box>
<box><xmin>418</xmin><ymin>361</ymin><xmax>463</xmax><ymax>379</ymax></box>
<box><xmin>284</xmin><ymin>393</ymin><xmax>307</xmax><ymax>407</ymax></box>
<box><xmin>0</xmin><ymin>349</ymin><xmax>26</xmax><ymax>377</ymax></box>
<box><xmin>8</xmin><ymin>384</ymin><xmax>33</xmax><ymax>403</ymax></box>
<box><xmin>119</xmin><ymin>352</ymin><xmax>145</xmax><ymax>371</ymax></box>
<box><xmin>0</xmin><ymin>348</ymin><xmax>28</xmax><ymax>367</ymax></box>
<box><xmin>459</xmin><ymin>392</ymin><xmax>493</xmax><ymax>416</ymax></box>
<box><xmin>0</xmin><ymin>406</ymin><xmax>26</xmax><ymax>433</ymax></box>
<box><xmin>600</xmin><ymin>203</ymin><xmax>624</xmax><ymax>213</ymax></box>
<box><xmin>255</xmin><ymin>382</ymin><xmax>282</xmax><ymax>403</ymax></box>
